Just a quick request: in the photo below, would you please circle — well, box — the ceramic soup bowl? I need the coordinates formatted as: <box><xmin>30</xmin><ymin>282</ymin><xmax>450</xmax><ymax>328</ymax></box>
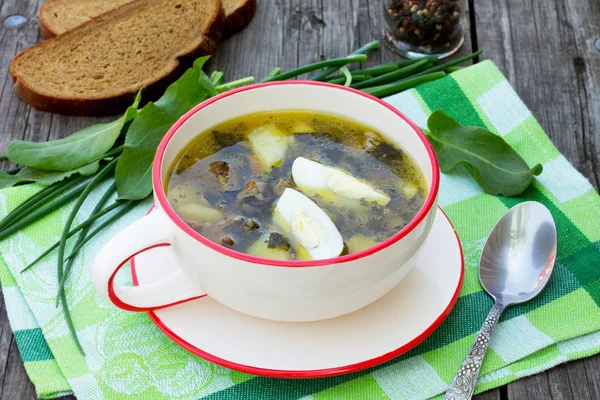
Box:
<box><xmin>92</xmin><ymin>81</ymin><xmax>440</xmax><ymax>322</ymax></box>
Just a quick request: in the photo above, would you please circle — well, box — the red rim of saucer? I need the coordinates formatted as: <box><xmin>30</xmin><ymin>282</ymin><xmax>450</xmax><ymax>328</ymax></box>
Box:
<box><xmin>152</xmin><ymin>80</ymin><xmax>441</xmax><ymax>268</ymax></box>
<box><xmin>130</xmin><ymin>206</ymin><xmax>464</xmax><ymax>378</ymax></box>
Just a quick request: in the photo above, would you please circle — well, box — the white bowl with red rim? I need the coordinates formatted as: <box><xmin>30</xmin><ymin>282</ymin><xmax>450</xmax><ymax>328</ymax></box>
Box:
<box><xmin>91</xmin><ymin>81</ymin><xmax>440</xmax><ymax>322</ymax></box>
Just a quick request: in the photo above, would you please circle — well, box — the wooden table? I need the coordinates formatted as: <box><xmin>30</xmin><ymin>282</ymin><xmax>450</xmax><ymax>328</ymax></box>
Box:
<box><xmin>0</xmin><ymin>0</ymin><xmax>598</xmax><ymax>398</ymax></box>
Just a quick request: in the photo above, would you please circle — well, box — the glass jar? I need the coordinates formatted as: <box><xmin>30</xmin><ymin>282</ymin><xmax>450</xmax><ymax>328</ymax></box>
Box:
<box><xmin>383</xmin><ymin>0</ymin><xmax>466</xmax><ymax>59</ymax></box>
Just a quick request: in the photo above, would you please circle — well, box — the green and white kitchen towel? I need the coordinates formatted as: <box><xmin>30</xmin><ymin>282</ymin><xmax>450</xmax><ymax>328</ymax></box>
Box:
<box><xmin>1</xmin><ymin>60</ymin><xmax>600</xmax><ymax>400</ymax></box>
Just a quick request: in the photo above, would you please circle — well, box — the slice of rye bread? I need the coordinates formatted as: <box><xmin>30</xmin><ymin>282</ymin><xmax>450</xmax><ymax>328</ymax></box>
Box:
<box><xmin>11</xmin><ymin>0</ymin><xmax>224</xmax><ymax>116</ymax></box>
<box><xmin>39</xmin><ymin>0</ymin><xmax>256</xmax><ymax>39</ymax></box>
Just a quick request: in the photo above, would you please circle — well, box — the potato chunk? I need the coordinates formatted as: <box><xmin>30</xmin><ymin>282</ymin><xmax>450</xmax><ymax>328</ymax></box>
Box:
<box><xmin>347</xmin><ymin>234</ymin><xmax>378</xmax><ymax>253</ymax></box>
<box><xmin>167</xmin><ymin>183</ymin><xmax>207</xmax><ymax>206</ymax></box>
<box><xmin>248</xmin><ymin>124</ymin><xmax>291</xmax><ymax>171</ymax></box>
<box><xmin>401</xmin><ymin>181</ymin><xmax>420</xmax><ymax>200</ymax></box>
<box><xmin>175</xmin><ymin>203</ymin><xmax>222</xmax><ymax>224</ymax></box>
<box><xmin>247</xmin><ymin>233</ymin><xmax>292</xmax><ymax>261</ymax></box>
<box><xmin>290</xmin><ymin>121</ymin><xmax>315</xmax><ymax>133</ymax></box>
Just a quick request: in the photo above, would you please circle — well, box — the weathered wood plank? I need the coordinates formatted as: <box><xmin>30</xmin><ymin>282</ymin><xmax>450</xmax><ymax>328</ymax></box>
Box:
<box><xmin>548</xmin><ymin>360</ymin><xmax>597</xmax><ymax>399</ymax></box>
<box><xmin>507</xmin><ymin>357</ymin><xmax>600</xmax><ymax>400</ymax></box>
<box><xmin>507</xmin><ymin>372</ymin><xmax>553</xmax><ymax>400</ymax></box>
<box><xmin>0</xmin><ymin>292</ymin><xmax>16</xmax><ymax>395</ymax></box>
<box><xmin>0</xmin><ymin>0</ymin><xmax>55</xmax><ymax>396</ymax></box>
<box><xmin>475</xmin><ymin>389</ymin><xmax>502</xmax><ymax>400</ymax></box>
<box><xmin>0</xmin><ymin>0</ymin><xmax>43</xmax><ymax>157</ymax></box>
<box><xmin>209</xmin><ymin>0</ymin><xmax>295</xmax><ymax>82</ymax></box>
<box><xmin>565</xmin><ymin>0</ymin><xmax>600</xmax><ymax>190</ymax></box>
<box><xmin>0</xmin><ymin>338</ymin><xmax>38</xmax><ymax>400</ymax></box>
<box><xmin>582</xmin><ymin>355</ymin><xmax>600</xmax><ymax>399</ymax></box>
<box><xmin>474</xmin><ymin>0</ymin><xmax>600</xmax><ymax>398</ymax></box>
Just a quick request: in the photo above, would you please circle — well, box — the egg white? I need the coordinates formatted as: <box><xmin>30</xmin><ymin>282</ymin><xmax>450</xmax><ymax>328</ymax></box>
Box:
<box><xmin>273</xmin><ymin>188</ymin><xmax>344</xmax><ymax>260</ymax></box>
<box><xmin>291</xmin><ymin>157</ymin><xmax>390</xmax><ymax>206</ymax></box>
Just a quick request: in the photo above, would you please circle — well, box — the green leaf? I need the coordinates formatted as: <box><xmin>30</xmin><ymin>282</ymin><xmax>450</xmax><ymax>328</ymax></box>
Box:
<box><xmin>115</xmin><ymin>57</ymin><xmax>216</xmax><ymax>200</ymax></box>
<box><xmin>7</xmin><ymin>92</ymin><xmax>141</xmax><ymax>172</ymax></box>
<box><xmin>0</xmin><ymin>162</ymin><xmax>99</xmax><ymax>189</ymax></box>
<box><xmin>210</xmin><ymin>71</ymin><xmax>224</xmax><ymax>86</ymax></box>
<box><xmin>426</xmin><ymin>110</ymin><xmax>543</xmax><ymax>197</ymax></box>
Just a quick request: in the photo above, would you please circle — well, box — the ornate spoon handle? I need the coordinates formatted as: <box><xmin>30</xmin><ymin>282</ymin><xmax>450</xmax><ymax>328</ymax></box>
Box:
<box><xmin>443</xmin><ymin>302</ymin><xmax>505</xmax><ymax>400</ymax></box>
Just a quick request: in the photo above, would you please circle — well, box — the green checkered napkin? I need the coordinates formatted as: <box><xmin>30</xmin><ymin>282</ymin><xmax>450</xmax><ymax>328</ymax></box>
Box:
<box><xmin>1</xmin><ymin>60</ymin><xmax>599</xmax><ymax>400</ymax></box>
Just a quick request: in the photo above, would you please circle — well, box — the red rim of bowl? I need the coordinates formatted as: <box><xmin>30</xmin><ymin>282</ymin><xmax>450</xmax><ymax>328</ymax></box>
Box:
<box><xmin>131</xmin><ymin>207</ymin><xmax>463</xmax><ymax>378</ymax></box>
<box><xmin>153</xmin><ymin>80</ymin><xmax>440</xmax><ymax>267</ymax></box>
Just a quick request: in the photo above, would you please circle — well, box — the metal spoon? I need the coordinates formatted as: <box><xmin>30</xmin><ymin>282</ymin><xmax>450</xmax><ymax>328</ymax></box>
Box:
<box><xmin>444</xmin><ymin>201</ymin><xmax>557</xmax><ymax>400</ymax></box>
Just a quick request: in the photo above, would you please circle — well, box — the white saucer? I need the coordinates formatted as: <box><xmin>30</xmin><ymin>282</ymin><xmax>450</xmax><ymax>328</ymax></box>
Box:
<box><xmin>131</xmin><ymin>207</ymin><xmax>463</xmax><ymax>378</ymax></box>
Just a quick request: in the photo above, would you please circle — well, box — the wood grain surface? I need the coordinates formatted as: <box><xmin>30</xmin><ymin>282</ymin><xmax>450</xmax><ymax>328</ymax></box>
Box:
<box><xmin>0</xmin><ymin>0</ymin><xmax>598</xmax><ymax>398</ymax></box>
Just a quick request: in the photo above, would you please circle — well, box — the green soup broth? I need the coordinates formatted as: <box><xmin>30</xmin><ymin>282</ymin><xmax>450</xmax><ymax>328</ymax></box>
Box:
<box><xmin>166</xmin><ymin>110</ymin><xmax>426</xmax><ymax>260</ymax></box>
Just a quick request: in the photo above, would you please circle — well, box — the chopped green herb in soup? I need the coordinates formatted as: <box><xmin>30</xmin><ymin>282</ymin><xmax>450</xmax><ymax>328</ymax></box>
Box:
<box><xmin>166</xmin><ymin>111</ymin><xmax>426</xmax><ymax>261</ymax></box>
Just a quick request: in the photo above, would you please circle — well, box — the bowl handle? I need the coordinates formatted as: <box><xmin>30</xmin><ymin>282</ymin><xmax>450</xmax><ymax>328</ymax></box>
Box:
<box><xmin>91</xmin><ymin>208</ymin><xmax>206</xmax><ymax>312</ymax></box>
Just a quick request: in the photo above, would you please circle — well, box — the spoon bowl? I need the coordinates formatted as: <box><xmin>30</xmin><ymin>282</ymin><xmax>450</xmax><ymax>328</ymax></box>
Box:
<box><xmin>480</xmin><ymin>201</ymin><xmax>557</xmax><ymax>305</ymax></box>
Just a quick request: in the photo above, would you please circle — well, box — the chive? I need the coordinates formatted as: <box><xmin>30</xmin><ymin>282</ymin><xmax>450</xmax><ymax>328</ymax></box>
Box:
<box><xmin>353</xmin><ymin>62</ymin><xmax>401</xmax><ymax>77</ymax></box>
<box><xmin>59</xmin><ymin>291</ymin><xmax>84</xmax><ymax>355</ymax></box>
<box><xmin>316</xmin><ymin>60</ymin><xmax>420</xmax><ymax>83</ymax></box>
<box><xmin>0</xmin><ymin>177</ymin><xmax>82</xmax><ymax>226</ymax></box>
<box><xmin>262</xmin><ymin>54</ymin><xmax>368</xmax><ymax>83</ymax></box>
<box><xmin>0</xmin><ymin>178</ymin><xmax>72</xmax><ymax>231</ymax></box>
<box><xmin>261</xmin><ymin>67</ymin><xmax>282</xmax><ymax>82</ymax></box>
<box><xmin>444</xmin><ymin>66</ymin><xmax>463</xmax><ymax>73</ymax></box>
<box><xmin>322</xmin><ymin>71</ymin><xmax>364</xmax><ymax>82</ymax></box>
<box><xmin>55</xmin><ymin>159</ymin><xmax>118</xmax><ymax>305</ymax></box>
<box><xmin>210</xmin><ymin>71</ymin><xmax>224</xmax><ymax>86</ymax></box>
<box><xmin>215</xmin><ymin>76</ymin><xmax>255</xmax><ymax>91</ymax></box>
<box><xmin>322</xmin><ymin>59</ymin><xmax>422</xmax><ymax>83</ymax></box>
<box><xmin>57</xmin><ymin>183</ymin><xmax>118</xmax><ymax>300</ymax></box>
<box><xmin>309</xmin><ymin>40</ymin><xmax>380</xmax><ymax>81</ymax></box>
<box><xmin>0</xmin><ymin>176</ymin><xmax>86</xmax><ymax>232</ymax></box>
<box><xmin>0</xmin><ymin>182</ymin><xmax>88</xmax><ymax>241</ymax></box>
<box><xmin>325</xmin><ymin>75</ymin><xmax>371</xmax><ymax>85</ymax></box>
<box><xmin>340</xmin><ymin>66</ymin><xmax>352</xmax><ymax>87</ymax></box>
<box><xmin>362</xmin><ymin>71</ymin><xmax>446</xmax><ymax>98</ymax></box>
<box><xmin>351</xmin><ymin>59</ymin><xmax>430</xmax><ymax>89</ymax></box>
<box><xmin>54</xmin><ymin>160</ymin><xmax>117</xmax><ymax>355</ymax></box>
<box><xmin>20</xmin><ymin>200</ymin><xmax>125</xmax><ymax>272</ymax></box>
<box><xmin>395</xmin><ymin>59</ymin><xmax>427</xmax><ymax>68</ymax></box>
<box><xmin>6</xmin><ymin>167</ymin><xmax>22</xmax><ymax>175</ymax></box>
<box><xmin>412</xmin><ymin>50</ymin><xmax>482</xmax><ymax>78</ymax></box>
<box><xmin>64</xmin><ymin>201</ymin><xmax>137</xmax><ymax>262</ymax></box>
<box><xmin>21</xmin><ymin>245</ymin><xmax>56</xmax><ymax>273</ymax></box>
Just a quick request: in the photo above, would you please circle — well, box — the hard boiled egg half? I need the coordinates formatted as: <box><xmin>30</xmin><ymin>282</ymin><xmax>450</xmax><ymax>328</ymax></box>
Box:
<box><xmin>274</xmin><ymin>188</ymin><xmax>344</xmax><ymax>260</ymax></box>
<box><xmin>292</xmin><ymin>157</ymin><xmax>390</xmax><ymax>206</ymax></box>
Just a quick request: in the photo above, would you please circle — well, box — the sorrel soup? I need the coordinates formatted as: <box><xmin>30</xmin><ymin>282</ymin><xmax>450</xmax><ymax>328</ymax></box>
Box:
<box><xmin>166</xmin><ymin>111</ymin><xmax>426</xmax><ymax>261</ymax></box>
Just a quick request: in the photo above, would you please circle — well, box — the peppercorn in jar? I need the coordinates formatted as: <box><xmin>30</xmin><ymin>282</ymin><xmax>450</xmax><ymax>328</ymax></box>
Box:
<box><xmin>383</xmin><ymin>0</ymin><xmax>466</xmax><ymax>59</ymax></box>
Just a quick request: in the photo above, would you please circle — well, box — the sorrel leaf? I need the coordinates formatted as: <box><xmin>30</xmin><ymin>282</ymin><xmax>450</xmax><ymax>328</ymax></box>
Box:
<box><xmin>115</xmin><ymin>56</ymin><xmax>216</xmax><ymax>200</ymax></box>
<box><xmin>6</xmin><ymin>92</ymin><xmax>140</xmax><ymax>172</ymax></box>
<box><xmin>426</xmin><ymin>110</ymin><xmax>542</xmax><ymax>197</ymax></box>
<box><xmin>0</xmin><ymin>162</ymin><xmax>99</xmax><ymax>189</ymax></box>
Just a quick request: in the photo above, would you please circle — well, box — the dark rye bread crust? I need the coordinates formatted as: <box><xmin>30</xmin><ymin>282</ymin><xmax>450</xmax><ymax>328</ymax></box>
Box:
<box><xmin>38</xmin><ymin>0</ymin><xmax>136</xmax><ymax>39</ymax></box>
<box><xmin>222</xmin><ymin>0</ymin><xmax>257</xmax><ymax>38</ymax></box>
<box><xmin>12</xmin><ymin>0</ymin><xmax>224</xmax><ymax>116</ymax></box>
<box><xmin>39</xmin><ymin>0</ymin><xmax>256</xmax><ymax>40</ymax></box>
